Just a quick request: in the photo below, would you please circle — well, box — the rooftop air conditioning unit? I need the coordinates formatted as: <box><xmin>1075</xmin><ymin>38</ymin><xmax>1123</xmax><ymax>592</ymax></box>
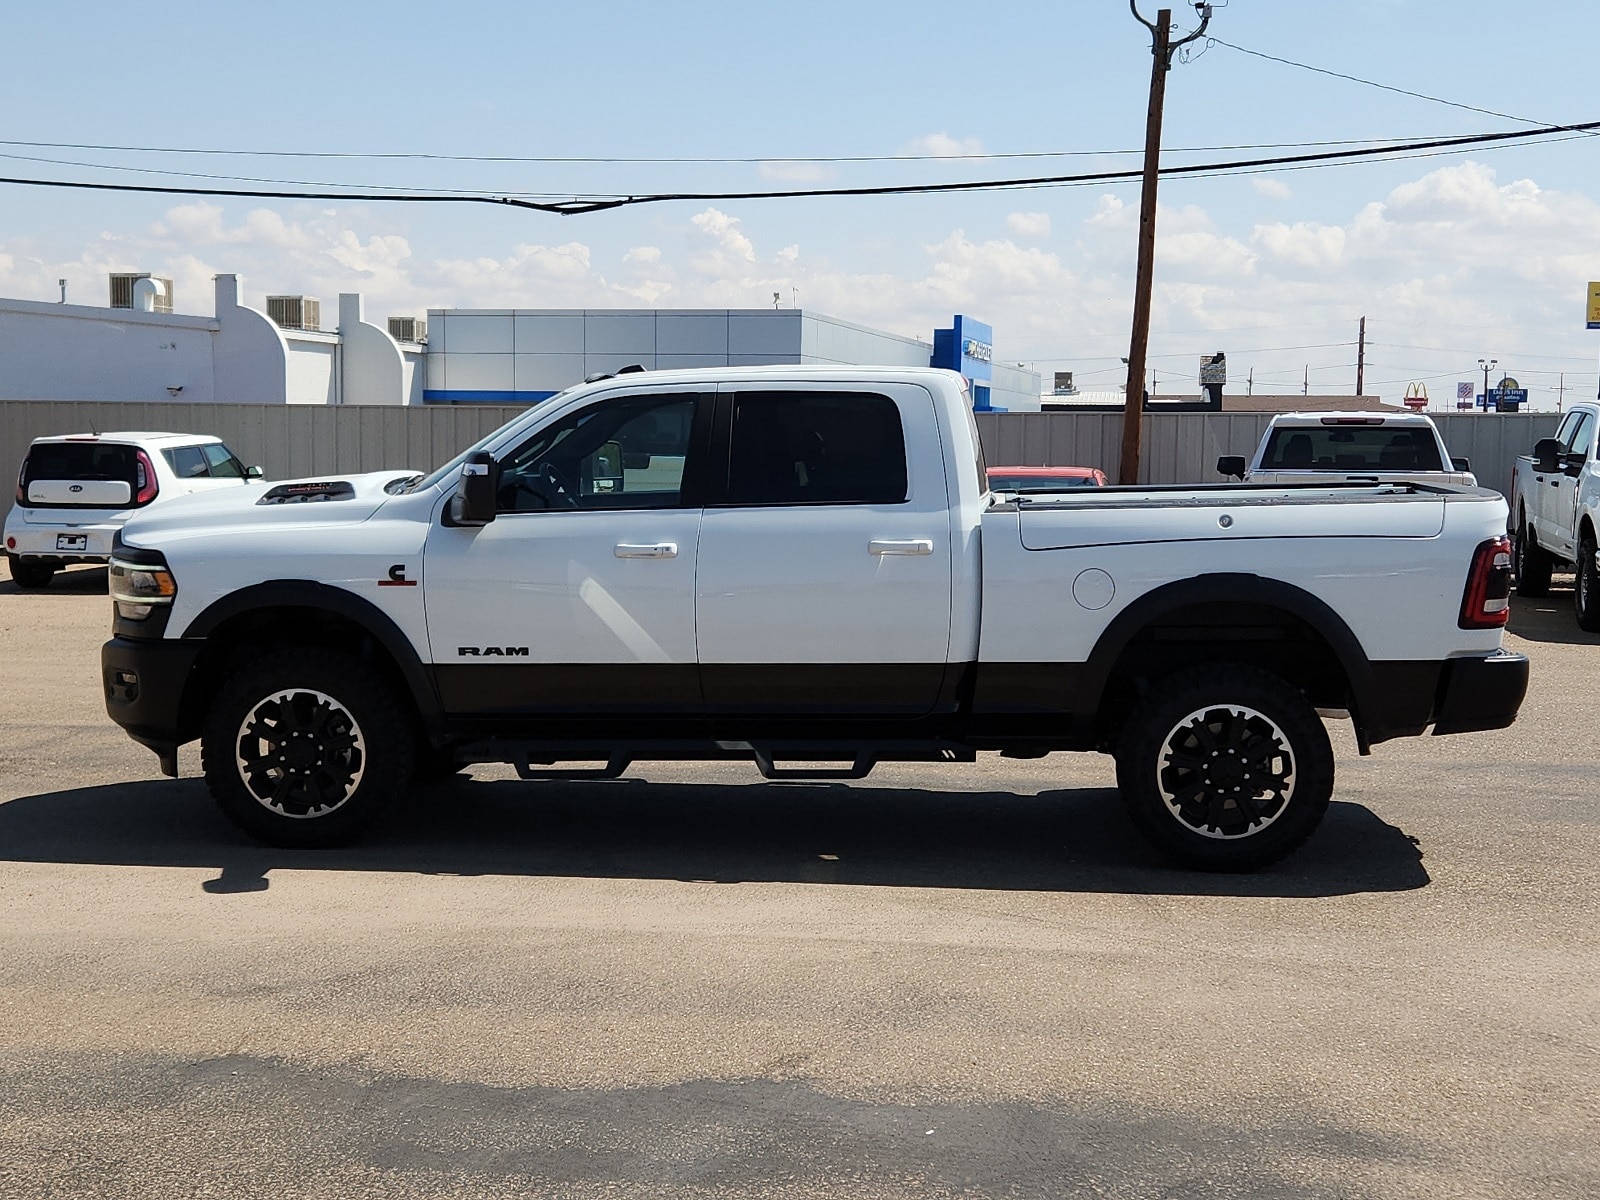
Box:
<box><xmin>109</xmin><ymin>273</ymin><xmax>174</xmax><ymax>313</ymax></box>
<box><xmin>267</xmin><ymin>295</ymin><xmax>321</xmax><ymax>331</ymax></box>
<box><xmin>387</xmin><ymin>316</ymin><xmax>427</xmax><ymax>343</ymax></box>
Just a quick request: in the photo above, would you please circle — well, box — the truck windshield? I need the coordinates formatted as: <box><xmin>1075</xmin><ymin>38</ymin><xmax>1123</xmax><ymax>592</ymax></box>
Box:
<box><xmin>1260</xmin><ymin>426</ymin><xmax>1444</xmax><ymax>472</ymax></box>
<box><xmin>404</xmin><ymin>389</ymin><xmax>580</xmax><ymax>493</ymax></box>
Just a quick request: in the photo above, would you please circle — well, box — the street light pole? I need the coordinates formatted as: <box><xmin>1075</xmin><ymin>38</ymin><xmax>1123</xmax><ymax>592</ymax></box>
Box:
<box><xmin>1478</xmin><ymin>357</ymin><xmax>1497</xmax><ymax>409</ymax></box>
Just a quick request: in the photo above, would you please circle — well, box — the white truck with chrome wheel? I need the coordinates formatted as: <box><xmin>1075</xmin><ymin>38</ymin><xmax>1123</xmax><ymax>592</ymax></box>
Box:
<box><xmin>103</xmin><ymin>366</ymin><xmax>1527</xmax><ymax>871</ymax></box>
<box><xmin>1508</xmin><ymin>402</ymin><xmax>1600</xmax><ymax>630</ymax></box>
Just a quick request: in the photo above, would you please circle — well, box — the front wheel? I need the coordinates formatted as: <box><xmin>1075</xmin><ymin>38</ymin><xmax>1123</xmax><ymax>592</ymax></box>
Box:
<box><xmin>7</xmin><ymin>554</ymin><xmax>55</xmax><ymax>589</ymax></box>
<box><xmin>1114</xmin><ymin>665</ymin><xmax>1335</xmax><ymax>872</ymax></box>
<box><xmin>1576</xmin><ymin>532</ymin><xmax>1600</xmax><ymax>632</ymax></box>
<box><xmin>201</xmin><ymin>649</ymin><xmax>414</xmax><ymax>847</ymax></box>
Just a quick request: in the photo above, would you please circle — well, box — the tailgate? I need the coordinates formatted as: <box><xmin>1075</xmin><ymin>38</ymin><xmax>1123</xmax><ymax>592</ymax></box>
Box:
<box><xmin>26</xmin><ymin>479</ymin><xmax>132</xmax><ymax>506</ymax></box>
<box><xmin>1017</xmin><ymin>491</ymin><xmax>1445</xmax><ymax>550</ymax></box>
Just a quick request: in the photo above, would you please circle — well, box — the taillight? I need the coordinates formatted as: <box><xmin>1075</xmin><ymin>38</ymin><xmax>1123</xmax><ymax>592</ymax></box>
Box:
<box><xmin>1459</xmin><ymin>535</ymin><xmax>1513</xmax><ymax>629</ymax></box>
<box><xmin>134</xmin><ymin>450</ymin><xmax>159</xmax><ymax>505</ymax></box>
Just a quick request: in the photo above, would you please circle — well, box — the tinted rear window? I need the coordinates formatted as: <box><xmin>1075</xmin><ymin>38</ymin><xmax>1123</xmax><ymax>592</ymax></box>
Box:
<box><xmin>725</xmin><ymin>392</ymin><xmax>907</xmax><ymax>506</ymax></box>
<box><xmin>23</xmin><ymin>442</ymin><xmax>137</xmax><ymax>487</ymax></box>
<box><xmin>1260</xmin><ymin>426</ymin><xmax>1444</xmax><ymax>472</ymax></box>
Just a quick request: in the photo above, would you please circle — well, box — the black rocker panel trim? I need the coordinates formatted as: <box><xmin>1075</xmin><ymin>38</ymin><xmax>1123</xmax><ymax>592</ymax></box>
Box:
<box><xmin>432</xmin><ymin>662</ymin><xmax>955</xmax><ymax>717</ymax></box>
<box><xmin>699</xmin><ymin>662</ymin><xmax>950</xmax><ymax>714</ymax></box>
<box><xmin>433</xmin><ymin>663</ymin><xmax>701</xmax><ymax>715</ymax></box>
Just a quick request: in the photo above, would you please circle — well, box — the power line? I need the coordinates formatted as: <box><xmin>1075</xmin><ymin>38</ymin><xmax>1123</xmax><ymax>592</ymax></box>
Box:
<box><xmin>1208</xmin><ymin>38</ymin><xmax>1559</xmax><ymax>129</ymax></box>
<box><xmin>0</xmin><ymin>133</ymin><xmax>1517</xmax><ymax>166</ymax></box>
<box><xmin>3</xmin><ymin>119</ymin><xmax>1593</xmax><ymax>215</ymax></box>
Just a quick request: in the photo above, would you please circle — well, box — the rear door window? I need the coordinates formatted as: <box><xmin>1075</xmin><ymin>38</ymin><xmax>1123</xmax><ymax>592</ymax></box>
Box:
<box><xmin>162</xmin><ymin>445</ymin><xmax>210</xmax><ymax>479</ymax></box>
<box><xmin>1259</xmin><ymin>426</ymin><xmax>1444</xmax><ymax>472</ymax></box>
<box><xmin>723</xmin><ymin>391</ymin><xmax>908</xmax><ymax>506</ymax></box>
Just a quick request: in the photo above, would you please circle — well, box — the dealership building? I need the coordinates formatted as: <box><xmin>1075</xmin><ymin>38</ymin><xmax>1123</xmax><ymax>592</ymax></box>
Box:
<box><xmin>0</xmin><ymin>273</ymin><xmax>1043</xmax><ymax>411</ymax></box>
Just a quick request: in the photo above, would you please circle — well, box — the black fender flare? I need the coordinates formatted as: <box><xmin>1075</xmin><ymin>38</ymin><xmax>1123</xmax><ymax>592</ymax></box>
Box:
<box><xmin>1080</xmin><ymin>572</ymin><xmax>1380</xmax><ymax>734</ymax></box>
<box><xmin>182</xmin><ymin>580</ymin><xmax>443</xmax><ymax>731</ymax></box>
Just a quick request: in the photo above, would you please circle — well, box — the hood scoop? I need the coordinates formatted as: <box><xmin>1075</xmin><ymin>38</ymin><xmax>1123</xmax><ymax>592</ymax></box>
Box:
<box><xmin>257</xmin><ymin>480</ymin><xmax>356</xmax><ymax>505</ymax></box>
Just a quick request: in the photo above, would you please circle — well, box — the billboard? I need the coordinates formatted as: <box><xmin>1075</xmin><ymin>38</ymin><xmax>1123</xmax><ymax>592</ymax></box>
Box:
<box><xmin>1589</xmin><ymin>282</ymin><xmax>1600</xmax><ymax>329</ymax></box>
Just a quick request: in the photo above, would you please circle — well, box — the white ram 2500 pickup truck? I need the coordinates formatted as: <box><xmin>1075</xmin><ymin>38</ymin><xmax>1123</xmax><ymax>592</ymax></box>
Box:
<box><xmin>102</xmin><ymin>366</ymin><xmax>1528</xmax><ymax>871</ymax></box>
<box><xmin>1508</xmin><ymin>401</ymin><xmax>1600</xmax><ymax>630</ymax></box>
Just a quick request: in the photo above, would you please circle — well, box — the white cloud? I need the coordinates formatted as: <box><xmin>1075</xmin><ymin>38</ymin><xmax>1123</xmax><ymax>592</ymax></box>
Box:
<box><xmin>757</xmin><ymin>162</ymin><xmax>838</xmax><ymax>183</ymax></box>
<box><xmin>902</xmin><ymin>132</ymin><xmax>984</xmax><ymax>159</ymax></box>
<box><xmin>1252</xmin><ymin>178</ymin><xmax>1293</xmax><ymax>200</ymax></box>
<box><xmin>0</xmin><ymin>161</ymin><xmax>1594</xmax><ymax>405</ymax></box>
<box><xmin>1006</xmin><ymin>212</ymin><xmax>1052</xmax><ymax>238</ymax></box>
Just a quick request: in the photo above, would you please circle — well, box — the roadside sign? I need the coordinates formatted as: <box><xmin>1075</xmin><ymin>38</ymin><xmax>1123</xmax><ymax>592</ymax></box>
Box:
<box><xmin>1198</xmin><ymin>354</ymin><xmax>1226</xmax><ymax>386</ymax></box>
<box><xmin>1403</xmin><ymin>383</ymin><xmax>1429</xmax><ymax>410</ymax></box>
<box><xmin>1588</xmin><ymin>282</ymin><xmax>1600</xmax><ymax>329</ymax></box>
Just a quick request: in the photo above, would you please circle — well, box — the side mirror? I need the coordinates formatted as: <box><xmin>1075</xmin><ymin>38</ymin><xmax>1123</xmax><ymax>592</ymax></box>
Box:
<box><xmin>1532</xmin><ymin>437</ymin><xmax>1563</xmax><ymax>475</ymax></box>
<box><xmin>1217</xmin><ymin>455</ymin><xmax>1247</xmax><ymax>480</ymax></box>
<box><xmin>451</xmin><ymin>451</ymin><xmax>499</xmax><ymax>525</ymax></box>
<box><xmin>245</xmin><ymin>464</ymin><xmax>265</xmax><ymax>481</ymax></box>
<box><xmin>1451</xmin><ymin>456</ymin><xmax>1471</xmax><ymax>473</ymax></box>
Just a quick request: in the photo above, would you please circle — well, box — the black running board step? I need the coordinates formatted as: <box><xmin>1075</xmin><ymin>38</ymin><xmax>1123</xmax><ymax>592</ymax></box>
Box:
<box><xmin>751</xmin><ymin>749</ymin><xmax>875</xmax><ymax>781</ymax></box>
<box><xmin>513</xmin><ymin>754</ymin><xmax>631</xmax><ymax>781</ymax></box>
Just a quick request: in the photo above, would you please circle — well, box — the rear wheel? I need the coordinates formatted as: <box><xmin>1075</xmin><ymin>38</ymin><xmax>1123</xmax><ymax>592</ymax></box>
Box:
<box><xmin>1114</xmin><ymin>664</ymin><xmax>1334</xmax><ymax>872</ymax></box>
<box><xmin>1513</xmin><ymin>520</ymin><xmax>1552</xmax><ymax>597</ymax></box>
<box><xmin>202</xmin><ymin>649</ymin><xmax>413</xmax><ymax>847</ymax></box>
<box><xmin>1576</xmin><ymin>531</ymin><xmax>1600</xmax><ymax>632</ymax></box>
<box><xmin>6</xmin><ymin>554</ymin><xmax>55</xmax><ymax>589</ymax></box>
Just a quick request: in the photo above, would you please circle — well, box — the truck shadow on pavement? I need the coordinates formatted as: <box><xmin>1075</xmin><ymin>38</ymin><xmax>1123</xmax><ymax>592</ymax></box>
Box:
<box><xmin>1507</xmin><ymin>588</ymin><xmax>1600</xmax><ymax>645</ymax></box>
<box><xmin>0</xmin><ymin>775</ymin><xmax>1429</xmax><ymax>898</ymax></box>
<box><xmin>0</xmin><ymin>564</ymin><xmax>108</xmax><ymax>594</ymax></box>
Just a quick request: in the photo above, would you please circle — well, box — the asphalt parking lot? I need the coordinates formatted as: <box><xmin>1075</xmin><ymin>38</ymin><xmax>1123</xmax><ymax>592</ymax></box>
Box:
<box><xmin>0</xmin><ymin>563</ymin><xmax>1596</xmax><ymax>1199</ymax></box>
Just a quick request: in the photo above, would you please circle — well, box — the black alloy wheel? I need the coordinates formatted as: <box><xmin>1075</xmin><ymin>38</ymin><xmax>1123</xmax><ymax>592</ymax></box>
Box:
<box><xmin>202</xmin><ymin>649</ymin><xmax>413</xmax><ymax>847</ymax></box>
<box><xmin>1115</xmin><ymin>664</ymin><xmax>1335</xmax><ymax>871</ymax></box>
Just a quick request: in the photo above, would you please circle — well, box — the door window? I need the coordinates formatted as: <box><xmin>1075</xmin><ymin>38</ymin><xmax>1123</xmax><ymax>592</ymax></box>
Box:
<box><xmin>724</xmin><ymin>391</ymin><xmax>907</xmax><ymax>506</ymax></box>
<box><xmin>162</xmin><ymin>445</ymin><xmax>210</xmax><ymax>479</ymax></box>
<box><xmin>495</xmin><ymin>394</ymin><xmax>701</xmax><ymax>512</ymax></box>
<box><xmin>1562</xmin><ymin>413</ymin><xmax>1594</xmax><ymax>459</ymax></box>
<box><xmin>200</xmin><ymin>443</ymin><xmax>247</xmax><ymax>478</ymax></box>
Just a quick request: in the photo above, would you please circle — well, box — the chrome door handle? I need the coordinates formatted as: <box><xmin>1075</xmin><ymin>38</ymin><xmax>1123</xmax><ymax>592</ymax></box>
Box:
<box><xmin>869</xmin><ymin>538</ymin><xmax>934</xmax><ymax>556</ymax></box>
<box><xmin>614</xmin><ymin>542</ymin><xmax>678</xmax><ymax>559</ymax></box>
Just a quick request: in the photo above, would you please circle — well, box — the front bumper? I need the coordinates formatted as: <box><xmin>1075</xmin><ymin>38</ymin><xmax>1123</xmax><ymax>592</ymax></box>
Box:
<box><xmin>1431</xmin><ymin>649</ymin><xmax>1530</xmax><ymax>735</ymax></box>
<box><xmin>102</xmin><ymin>636</ymin><xmax>206</xmax><ymax>763</ymax></box>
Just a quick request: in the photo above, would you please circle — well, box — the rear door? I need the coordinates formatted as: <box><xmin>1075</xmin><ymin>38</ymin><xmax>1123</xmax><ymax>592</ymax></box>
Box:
<box><xmin>694</xmin><ymin>383</ymin><xmax>954</xmax><ymax>715</ymax></box>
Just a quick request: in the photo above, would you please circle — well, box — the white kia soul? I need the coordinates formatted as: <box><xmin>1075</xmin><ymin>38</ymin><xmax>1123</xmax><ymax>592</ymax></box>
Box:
<box><xmin>5</xmin><ymin>432</ymin><xmax>263</xmax><ymax>589</ymax></box>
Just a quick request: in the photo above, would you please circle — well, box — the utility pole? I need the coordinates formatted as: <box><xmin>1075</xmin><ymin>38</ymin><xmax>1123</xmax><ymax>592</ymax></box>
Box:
<box><xmin>1247</xmin><ymin>367</ymin><xmax>1253</xmax><ymax>397</ymax></box>
<box><xmin>1303</xmin><ymin>365</ymin><xmax>1309</xmax><ymax>397</ymax></box>
<box><xmin>1356</xmin><ymin>316</ymin><xmax>1366</xmax><ymax>396</ymax></box>
<box><xmin>1119</xmin><ymin>2</ymin><xmax>1213</xmax><ymax>485</ymax></box>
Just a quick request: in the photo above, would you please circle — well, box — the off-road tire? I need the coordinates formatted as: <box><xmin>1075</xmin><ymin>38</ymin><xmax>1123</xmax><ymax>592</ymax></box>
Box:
<box><xmin>1114</xmin><ymin>664</ymin><xmax>1335</xmax><ymax>872</ymax></box>
<box><xmin>6</xmin><ymin>554</ymin><xmax>55</xmax><ymax>590</ymax></box>
<box><xmin>202</xmin><ymin>649</ymin><xmax>414</xmax><ymax>847</ymax></box>
<box><xmin>1513</xmin><ymin>520</ymin><xmax>1552</xmax><ymax>597</ymax></box>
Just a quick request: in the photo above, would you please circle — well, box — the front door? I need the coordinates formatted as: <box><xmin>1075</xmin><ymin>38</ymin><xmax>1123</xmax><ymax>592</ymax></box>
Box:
<box><xmin>424</xmin><ymin>390</ymin><xmax>712</xmax><ymax>716</ymax></box>
<box><xmin>695</xmin><ymin>384</ymin><xmax>954</xmax><ymax>716</ymax></box>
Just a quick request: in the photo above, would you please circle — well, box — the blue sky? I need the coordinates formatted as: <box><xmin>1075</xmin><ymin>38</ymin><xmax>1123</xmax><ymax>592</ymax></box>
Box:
<box><xmin>3</xmin><ymin>0</ymin><xmax>1598</xmax><ymax>407</ymax></box>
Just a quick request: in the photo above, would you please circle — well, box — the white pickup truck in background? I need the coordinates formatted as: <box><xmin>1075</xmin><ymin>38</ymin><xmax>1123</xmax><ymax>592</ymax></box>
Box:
<box><xmin>1508</xmin><ymin>401</ymin><xmax>1600</xmax><ymax>630</ymax></box>
<box><xmin>1218</xmin><ymin>411</ymin><xmax>1476</xmax><ymax>488</ymax></box>
<box><xmin>102</xmin><ymin>366</ymin><xmax>1527</xmax><ymax>871</ymax></box>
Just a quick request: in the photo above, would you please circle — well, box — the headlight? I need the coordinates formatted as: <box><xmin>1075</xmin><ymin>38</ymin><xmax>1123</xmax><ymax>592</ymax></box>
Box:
<box><xmin>109</xmin><ymin>557</ymin><xmax>177</xmax><ymax>620</ymax></box>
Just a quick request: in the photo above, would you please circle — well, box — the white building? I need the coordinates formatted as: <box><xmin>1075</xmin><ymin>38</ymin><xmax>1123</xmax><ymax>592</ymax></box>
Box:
<box><xmin>0</xmin><ymin>275</ymin><xmax>1042</xmax><ymax>410</ymax></box>
<box><xmin>0</xmin><ymin>275</ymin><xmax>424</xmax><ymax>406</ymax></box>
<box><xmin>424</xmin><ymin>307</ymin><xmax>1042</xmax><ymax>411</ymax></box>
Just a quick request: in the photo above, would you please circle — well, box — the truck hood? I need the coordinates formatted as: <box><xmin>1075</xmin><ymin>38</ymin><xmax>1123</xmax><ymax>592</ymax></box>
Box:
<box><xmin>119</xmin><ymin>470</ymin><xmax>422</xmax><ymax>547</ymax></box>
